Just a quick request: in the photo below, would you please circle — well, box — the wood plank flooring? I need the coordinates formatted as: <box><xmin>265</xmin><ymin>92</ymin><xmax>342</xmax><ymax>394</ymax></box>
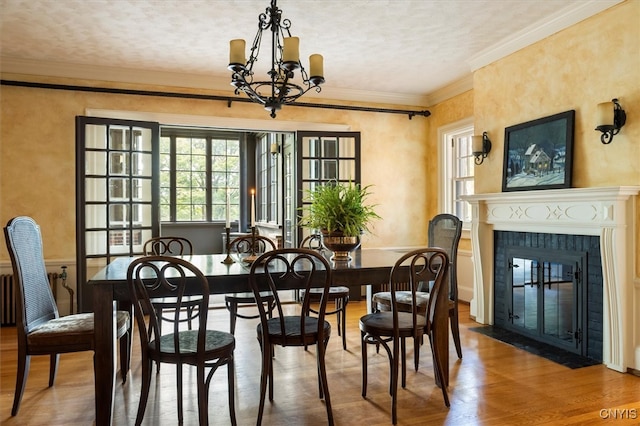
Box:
<box><xmin>2</xmin><ymin>301</ymin><xmax>640</xmax><ymax>425</ymax></box>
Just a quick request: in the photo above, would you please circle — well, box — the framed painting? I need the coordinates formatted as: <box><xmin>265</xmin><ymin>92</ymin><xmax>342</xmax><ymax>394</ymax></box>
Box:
<box><xmin>502</xmin><ymin>110</ymin><xmax>575</xmax><ymax>192</ymax></box>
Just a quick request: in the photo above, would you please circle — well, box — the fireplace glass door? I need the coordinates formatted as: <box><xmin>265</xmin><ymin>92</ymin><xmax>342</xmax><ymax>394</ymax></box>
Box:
<box><xmin>506</xmin><ymin>248</ymin><xmax>585</xmax><ymax>354</ymax></box>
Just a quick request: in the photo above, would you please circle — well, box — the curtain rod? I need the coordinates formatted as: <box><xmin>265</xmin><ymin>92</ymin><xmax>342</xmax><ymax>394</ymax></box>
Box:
<box><xmin>1</xmin><ymin>79</ymin><xmax>430</xmax><ymax>119</ymax></box>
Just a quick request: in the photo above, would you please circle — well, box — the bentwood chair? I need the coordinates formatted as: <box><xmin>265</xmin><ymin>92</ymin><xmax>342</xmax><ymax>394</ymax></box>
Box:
<box><xmin>249</xmin><ymin>248</ymin><xmax>335</xmax><ymax>426</ymax></box>
<box><xmin>224</xmin><ymin>235</ymin><xmax>276</xmax><ymax>334</ymax></box>
<box><xmin>127</xmin><ymin>255</ymin><xmax>236</xmax><ymax>426</ymax></box>
<box><xmin>3</xmin><ymin>216</ymin><xmax>130</xmax><ymax>416</ymax></box>
<box><xmin>143</xmin><ymin>236</ymin><xmax>201</xmax><ymax>338</ymax></box>
<box><xmin>298</xmin><ymin>233</ymin><xmax>350</xmax><ymax>350</ymax></box>
<box><xmin>372</xmin><ymin>213</ymin><xmax>463</xmax><ymax>358</ymax></box>
<box><xmin>360</xmin><ymin>248</ymin><xmax>450</xmax><ymax>424</ymax></box>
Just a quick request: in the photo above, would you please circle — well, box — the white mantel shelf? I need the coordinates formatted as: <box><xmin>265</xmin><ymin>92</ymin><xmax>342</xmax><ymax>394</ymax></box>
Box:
<box><xmin>462</xmin><ymin>186</ymin><xmax>640</xmax><ymax>373</ymax></box>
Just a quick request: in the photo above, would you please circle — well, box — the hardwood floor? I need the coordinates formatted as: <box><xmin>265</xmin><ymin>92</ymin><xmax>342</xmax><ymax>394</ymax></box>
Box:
<box><xmin>2</xmin><ymin>301</ymin><xmax>640</xmax><ymax>425</ymax></box>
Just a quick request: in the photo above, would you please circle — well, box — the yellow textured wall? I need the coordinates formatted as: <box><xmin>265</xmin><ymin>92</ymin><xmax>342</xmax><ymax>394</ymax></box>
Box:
<box><xmin>473</xmin><ymin>0</ymin><xmax>640</xmax><ymax>276</ymax></box>
<box><xmin>0</xmin><ymin>79</ymin><xmax>431</xmax><ymax>261</ymax></box>
<box><xmin>473</xmin><ymin>1</ymin><xmax>639</xmax><ymax>192</ymax></box>
<box><xmin>426</xmin><ymin>89</ymin><xmax>475</xmax><ymax>252</ymax></box>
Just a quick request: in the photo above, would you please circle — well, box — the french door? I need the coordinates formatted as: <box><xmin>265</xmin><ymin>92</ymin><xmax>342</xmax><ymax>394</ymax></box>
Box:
<box><xmin>76</xmin><ymin>116</ymin><xmax>159</xmax><ymax>312</ymax></box>
<box><xmin>295</xmin><ymin>131</ymin><xmax>361</xmax><ymax>245</ymax></box>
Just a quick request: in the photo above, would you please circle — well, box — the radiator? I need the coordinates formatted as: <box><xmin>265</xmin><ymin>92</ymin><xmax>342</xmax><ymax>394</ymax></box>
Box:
<box><xmin>1</xmin><ymin>272</ymin><xmax>58</xmax><ymax>326</ymax></box>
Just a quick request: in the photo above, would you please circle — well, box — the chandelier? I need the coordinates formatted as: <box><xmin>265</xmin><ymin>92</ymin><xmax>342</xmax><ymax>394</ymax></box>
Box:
<box><xmin>228</xmin><ymin>0</ymin><xmax>324</xmax><ymax>118</ymax></box>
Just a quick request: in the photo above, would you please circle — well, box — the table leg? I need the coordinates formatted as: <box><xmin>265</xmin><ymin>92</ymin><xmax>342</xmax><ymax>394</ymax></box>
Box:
<box><xmin>94</xmin><ymin>283</ymin><xmax>116</xmax><ymax>426</ymax></box>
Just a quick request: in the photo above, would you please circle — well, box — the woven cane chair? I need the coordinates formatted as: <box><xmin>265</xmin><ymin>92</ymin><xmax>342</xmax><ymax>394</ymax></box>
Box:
<box><xmin>4</xmin><ymin>216</ymin><xmax>130</xmax><ymax>416</ymax></box>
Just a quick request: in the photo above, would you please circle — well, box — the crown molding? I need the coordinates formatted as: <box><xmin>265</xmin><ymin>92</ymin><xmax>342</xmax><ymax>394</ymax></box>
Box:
<box><xmin>1</xmin><ymin>56</ymin><xmax>430</xmax><ymax>108</ymax></box>
<box><xmin>426</xmin><ymin>74</ymin><xmax>474</xmax><ymax>106</ymax></box>
<box><xmin>468</xmin><ymin>0</ymin><xmax>623</xmax><ymax>71</ymax></box>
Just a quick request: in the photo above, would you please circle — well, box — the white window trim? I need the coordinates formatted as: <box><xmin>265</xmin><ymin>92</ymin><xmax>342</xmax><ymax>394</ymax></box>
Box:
<box><xmin>437</xmin><ymin>117</ymin><xmax>474</xmax><ymax>236</ymax></box>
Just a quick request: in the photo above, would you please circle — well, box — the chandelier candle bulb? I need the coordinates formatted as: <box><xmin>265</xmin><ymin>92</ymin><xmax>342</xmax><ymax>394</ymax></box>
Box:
<box><xmin>229</xmin><ymin>39</ymin><xmax>246</xmax><ymax>65</ymax></box>
<box><xmin>282</xmin><ymin>37</ymin><xmax>300</xmax><ymax>63</ymax></box>
<box><xmin>310</xmin><ymin>54</ymin><xmax>324</xmax><ymax>77</ymax></box>
<box><xmin>597</xmin><ymin>101</ymin><xmax>614</xmax><ymax>127</ymax></box>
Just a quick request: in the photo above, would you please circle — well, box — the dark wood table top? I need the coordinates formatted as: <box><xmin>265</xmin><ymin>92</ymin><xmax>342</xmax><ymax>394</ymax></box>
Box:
<box><xmin>89</xmin><ymin>248</ymin><xmax>411</xmax><ymax>293</ymax></box>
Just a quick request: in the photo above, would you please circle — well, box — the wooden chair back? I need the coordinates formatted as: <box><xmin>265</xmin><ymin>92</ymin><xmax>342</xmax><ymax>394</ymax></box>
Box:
<box><xmin>388</xmin><ymin>248</ymin><xmax>449</xmax><ymax>332</ymax></box>
<box><xmin>143</xmin><ymin>236</ymin><xmax>193</xmax><ymax>256</ymax></box>
<box><xmin>249</xmin><ymin>248</ymin><xmax>332</xmax><ymax>346</ymax></box>
<box><xmin>127</xmin><ymin>255</ymin><xmax>209</xmax><ymax>356</ymax></box>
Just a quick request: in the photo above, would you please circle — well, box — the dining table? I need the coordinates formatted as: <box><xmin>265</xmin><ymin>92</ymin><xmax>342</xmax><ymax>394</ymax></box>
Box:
<box><xmin>88</xmin><ymin>248</ymin><xmax>449</xmax><ymax>425</ymax></box>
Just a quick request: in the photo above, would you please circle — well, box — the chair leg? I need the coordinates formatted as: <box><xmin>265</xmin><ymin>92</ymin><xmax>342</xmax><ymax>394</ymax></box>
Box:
<box><xmin>120</xmin><ymin>303</ymin><xmax>133</xmax><ymax>383</ymax></box>
<box><xmin>187</xmin><ymin>306</ymin><xmax>193</xmax><ymax>330</ymax></box>
<box><xmin>391</xmin><ymin>338</ymin><xmax>400</xmax><ymax>425</ymax></box>
<box><xmin>176</xmin><ymin>363</ymin><xmax>184</xmax><ymax>424</ymax></box>
<box><xmin>256</xmin><ymin>339</ymin><xmax>269</xmax><ymax>426</ymax></box>
<box><xmin>227</xmin><ymin>358</ymin><xmax>237</xmax><ymax>426</ymax></box>
<box><xmin>48</xmin><ymin>353</ymin><xmax>59</xmax><ymax>387</ymax></box>
<box><xmin>361</xmin><ymin>331</ymin><xmax>368</xmax><ymax>398</ymax></box>
<box><xmin>120</xmin><ymin>331</ymin><xmax>131</xmax><ymax>384</ymax></box>
<box><xmin>268</xmin><ymin>344</ymin><xmax>274</xmax><ymax>401</ymax></box>
<box><xmin>317</xmin><ymin>339</ymin><xmax>334</xmax><ymax>426</ymax></box>
<box><xmin>135</xmin><ymin>357</ymin><xmax>153</xmax><ymax>426</ymax></box>
<box><xmin>450</xmin><ymin>308</ymin><xmax>463</xmax><ymax>359</ymax></box>
<box><xmin>340</xmin><ymin>298</ymin><xmax>348</xmax><ymax>350</ymax></box>
<box><xmin>400</xmin><ymin>338</ymin><xmax>407</xmax><ymax>389</ymax></box>
<box><xmin>414</xmin><ymin>334</ymin><xmax>420</xmax><ymax>372</ymax></box>
<box><xmin>229</xmin><ymin>301</ymin><xmax>238</xmax><ymax>335</ymax></box>
<box><xmin>11</xmin><ymin>352</ymin><xmax>30</xmax><ymax>416</ymax></box>
<box><xmin>197</xmin><ymin>364</ymin><xmax>208</xmax><ymax>426</ymax></box>
<box><xmin>154</xmin><ymin>306</ymin><xmax>163</xmax><ymax>374</ymax></box>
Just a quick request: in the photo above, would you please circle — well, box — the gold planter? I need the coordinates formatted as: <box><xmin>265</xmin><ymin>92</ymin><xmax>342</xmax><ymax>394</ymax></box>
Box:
<box><xmin>321</xmin><ymin>232</ymin><xmax>361</xmax><ymax>261</ymax></box>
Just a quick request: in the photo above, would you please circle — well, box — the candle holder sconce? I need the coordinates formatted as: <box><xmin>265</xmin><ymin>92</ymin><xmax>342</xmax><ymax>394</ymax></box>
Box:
<box><xmin>221</xmin><ymin>227</ymin><xmax>235</xmax><ymax>264</ymax></box>
<box><xmin>243</xmin><ymin>226</ymin><xmax>259</xmax><ymax>264</ymax></box>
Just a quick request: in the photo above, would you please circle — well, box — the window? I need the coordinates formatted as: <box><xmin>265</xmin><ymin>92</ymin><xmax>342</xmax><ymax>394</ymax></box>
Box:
<box><xmin>439</xmin><ymin>118</ymin><xmax>474</xmax><ymax>226</ymax></box>
<box><xmin>160</xmin><ymin>128</ymin><xmax>240</xmax><ymax>222</ymax></box>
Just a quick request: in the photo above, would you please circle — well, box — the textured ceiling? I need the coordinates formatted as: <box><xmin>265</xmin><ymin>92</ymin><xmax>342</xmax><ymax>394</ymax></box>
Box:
<box><xmin>0</xmin><ymin>0</ymin><xmax>621</xmax><ymax>105</ymax></box>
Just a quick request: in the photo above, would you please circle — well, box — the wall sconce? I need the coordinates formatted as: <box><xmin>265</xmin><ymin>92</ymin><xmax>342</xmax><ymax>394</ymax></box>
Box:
<box><xmin>596</xmin><ymin>98</ymin><xmax>626</xmax><ymax>144</ymax></box>
<box><xmin>270</xmin><ymin>142</ymin><xmax>280</xmax><ymax>157</ymax></box>
<box><xmin>472</xmin><ymin>132</ymin><xmax>492</xmax><ymax>165</ymax></box>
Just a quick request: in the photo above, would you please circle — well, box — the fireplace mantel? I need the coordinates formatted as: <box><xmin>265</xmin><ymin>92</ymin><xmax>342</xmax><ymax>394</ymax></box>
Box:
<box><xmin>463</xmin><ymin>186</ymin><xmax>639</xmax><ymax>372</ymax></box>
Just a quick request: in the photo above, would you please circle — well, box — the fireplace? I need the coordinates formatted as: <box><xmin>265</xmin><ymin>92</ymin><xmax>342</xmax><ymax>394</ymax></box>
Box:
<box><xmin>463</xmin><ymin>186</ymin><xmax>639</xmax><ymax>372</ymax></box>
<box><xmin>494</xmin><ymin>231</ymin><xmax>602</xmax><ymax>361</ymax></box>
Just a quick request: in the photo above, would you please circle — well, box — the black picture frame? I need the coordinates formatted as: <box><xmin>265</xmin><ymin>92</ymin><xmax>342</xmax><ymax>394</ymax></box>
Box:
<box><xmin>502</xmin><ymin>110</ymin><xmax>575</xmax><ymax>192</ymax></box>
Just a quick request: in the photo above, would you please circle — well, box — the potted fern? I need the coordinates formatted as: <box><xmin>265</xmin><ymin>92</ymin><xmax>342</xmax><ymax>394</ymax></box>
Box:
<box><xmin>299</xmin><ymin>181</ymin><xmax>380</xmax><ymax>260</ymax></box>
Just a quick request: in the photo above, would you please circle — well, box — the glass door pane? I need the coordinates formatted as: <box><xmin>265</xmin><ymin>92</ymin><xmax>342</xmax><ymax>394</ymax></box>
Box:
<box><xmin>542</xmin><ymin>260</ymin><xmax>575</xmax><ymax>343</ymax></box>
<box><xmin>296</xmin><ymin>131</ymin><xmax>361</xmax><ymax>245</ymax></box>
<box><xmin>76</xmin><ymin>116</ymin><xmax>159</xmax><ymax>312</ymax></box>
<box><xmin>510</xmin><ymin>257</ymin><xmax>538</xmax><ymax>333</ymax></box>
